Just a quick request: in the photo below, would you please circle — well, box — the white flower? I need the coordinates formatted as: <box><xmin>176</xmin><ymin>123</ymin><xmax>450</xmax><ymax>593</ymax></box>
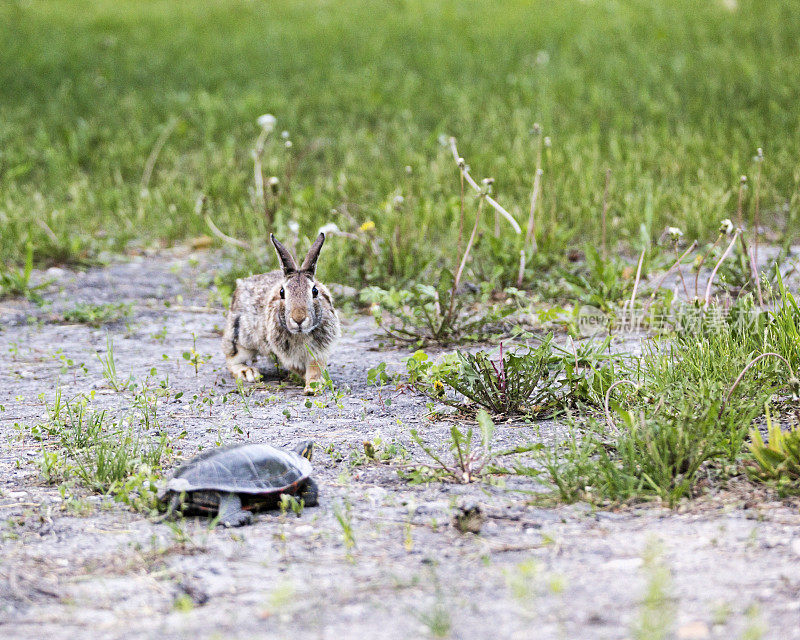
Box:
<box><xmin>284</xmin><ymin>140</ymin><xmax>293</xmax><ymax>149</ymax></box>
<box><xmin>666</xmin><ymin>226</ymin><xmax>683</xmax><ymax>241</ymax></box>
<box><xmin>287</xmin><ymin>220</ymin><xmax>299</xmax><ymax>234</ymax></box>
<box><xmin>318</xmin><ymin>222</ymin><xmax>340</xmax><ymax>235</ymax></box>
<box><xmin>719</xmin><ymin>219</ymin><xmax>734</xmax><ymax>235</ymax></box>
<box><xmin>281</xmin><ymin>130</ymin><xmax>290</xmax><ymax>139</ymax></box>
<box><xmin>257</xmin><ymin>114</ymin><xmax>276</xmax><ymax>133</ymax></box>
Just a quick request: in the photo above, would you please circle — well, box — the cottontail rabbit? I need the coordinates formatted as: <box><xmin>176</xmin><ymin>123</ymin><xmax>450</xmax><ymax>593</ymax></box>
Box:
<box><xmin>222</xmin><ymin>233</ymin><xmax>340</xmax><ymax>393</ymax></box>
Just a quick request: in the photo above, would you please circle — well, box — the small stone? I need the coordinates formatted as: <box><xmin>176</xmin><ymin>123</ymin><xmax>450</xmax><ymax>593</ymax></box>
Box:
<box><xmin>366</xmin><ymin>486</ymin><xmax>387</xmax><ymax>506</ymax></box>
<box><xmin>294</xmin><ymin>525</ymin><xmax>313</xmax><ymax>536</ymax></box>
<box><xmin>603</xmin><ymin>557</ymin><xmax>643</xmax><ymax>571</ymax></box>
<box><xmin>677</xmin><ymin>621</ymin><xmax>710</xmax><ymax>639</ymax></box>
<box><xmin>452</xmin><ymin>501</ymin><xmax>484</xmax><ymax>534</ymax></box>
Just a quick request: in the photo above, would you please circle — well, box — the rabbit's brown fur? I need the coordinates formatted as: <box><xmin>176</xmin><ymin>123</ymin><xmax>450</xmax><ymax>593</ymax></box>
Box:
<box><xmin>222</xmin><ymin>233</ymin><xmax>340</xmax><ymax>393</ymax></box>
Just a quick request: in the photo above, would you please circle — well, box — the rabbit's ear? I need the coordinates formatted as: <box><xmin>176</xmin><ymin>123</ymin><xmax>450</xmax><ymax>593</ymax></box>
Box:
<box><xmin>271</xmin><ymin>235</ymin><xmax>298</xmax><ymax>274</ymax></box>
<box><xmin>300</xmin><ymin>233</ymin><xmax>325</xmax><ymax>275</ymax></box>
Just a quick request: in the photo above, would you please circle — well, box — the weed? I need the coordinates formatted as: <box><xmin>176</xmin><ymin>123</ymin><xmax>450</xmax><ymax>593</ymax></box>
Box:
<box><xmin>362</xmin><ymin>282</ymin><xmax>514</xmax><ymax>347</ymax></box>
<box><xmin>0</xmin><ymin>242</ymin><xmax>48</xmax><ymax>302</ymax></box>
<box><xmin>358</xmin><ymin>437</ymin><xmax>409</xmax><ymax>465</ymax></box>
<box><xmin>406</xmin><ymin>410</ymin><xmax>530</xmax><ymax>484</ymax></box>
<box><xmin>406</xmin><ymin>335</ymin><xmax>618</xmax><ymax>418</ymax></box>
<box><xmin>632</xmin><ymin>539</ymin><xmax>675</xmax><ymax>640</ymax></box>
<box><xmin>506</xmin><ymin>559</ymin><xmax>539</xmax><ymax>606</ymax></box>
<box><xmin>61</xmin><ymin>302</ymin><xmax>131</xmax><ymax>327</ymax></box>
<box><xmin>27</xmin><ymin>389</ymin><xmax>171</xmax><ymax>512</ymax></box>
<box><xmin>747</xmin><ymin>406</ymin><xmax>800</xmax><ymax>495</ymax></box>
<box><xmin>172</xmin><ymin>594</ymin><xmax>194</xmax><ymax>613</ymax></box>
<box><xmin>279</xmin><ymin>494</ymin><xmax>304</xmax><ymax>516</ymax></box>
<box><xmin>560</xmin><ymin>245</ymin><xmax>642</xmax><ymax>313</ymax></box>
<box><xmin>740</xmin><ymin>604</ymin><xmax>766</xmax><ymax>640</ymax></box>
<box><xmin>182</xmin><ymin>333</ymin><xmax>211</xmax><ymax>377</ymax></box>
<box><xmin>333</xmin><ymin>499</ymin><xmax>356</xmax><ymax>558</ymax></box>
<box><xmin>367</xmin><ymin>361</ymin><xmax>394</xmax><ymax>408</ymax></box>
<box><xmin>312</xmin><ymin>368</ymin><xmax>348</xmax><ymax>407</ymax></box>
<box><xmin>766</xmin><ymin>272</ymin><xmax>800</xmax><ymax>373</ymax></box>
<box><xmin>97</xmin><ymin>334</ymin><xmax>130</xmax><ymax>392</ymax></box>
<box><xmin>416</xmin><ymin>569</ymin><xmax>452</xmax><ymax>639</ymax></box>
<box><xmin>435</xmin><ymin>342</ymin><xmax>561</xmax><ymax>417</ymax></box>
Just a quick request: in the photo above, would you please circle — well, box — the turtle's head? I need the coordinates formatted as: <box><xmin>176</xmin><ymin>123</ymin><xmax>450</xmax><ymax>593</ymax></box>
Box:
<box><xmin>293</xmin><ymin>440</ymin><xmax>314</xmax><ymax>461</ymax></box>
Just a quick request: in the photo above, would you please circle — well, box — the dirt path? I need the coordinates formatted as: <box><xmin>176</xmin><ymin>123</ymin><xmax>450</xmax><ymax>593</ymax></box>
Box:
<box><xmin>1</xmin><ymin>254</ymin><xmax>798</xmax><ymax>639</ymax></box>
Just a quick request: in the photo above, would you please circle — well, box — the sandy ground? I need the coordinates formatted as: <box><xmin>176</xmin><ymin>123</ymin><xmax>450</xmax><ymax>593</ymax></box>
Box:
<box><xmin>1</xmin><ymin>253</ymin><xmax>799</xmax><ymax>640</ymax></box>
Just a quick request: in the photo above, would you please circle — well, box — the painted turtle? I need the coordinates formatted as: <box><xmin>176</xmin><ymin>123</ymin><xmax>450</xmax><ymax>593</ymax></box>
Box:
<box><xmin>158</xmin><ymin>441</ymin><xmax>318</xmax><ymax>527</ymax></box>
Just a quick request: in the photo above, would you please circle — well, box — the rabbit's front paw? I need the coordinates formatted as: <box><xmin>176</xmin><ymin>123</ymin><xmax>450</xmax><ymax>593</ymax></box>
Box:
<box><xmin>304</xmin><ymin>364</ymin><xmax>324</xmax><ymax>395</ymax></box>
<box><xmin>231</xmin><ymin>364</ymin><xmax>261</xmax><ymax>383</ymax></box>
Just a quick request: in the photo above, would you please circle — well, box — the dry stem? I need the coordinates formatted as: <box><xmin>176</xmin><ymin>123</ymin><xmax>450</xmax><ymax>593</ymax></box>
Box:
<box><xmin>703</xmin><ymin>229</ymin><xmax>741</xmax><ymax>308</ymax></box>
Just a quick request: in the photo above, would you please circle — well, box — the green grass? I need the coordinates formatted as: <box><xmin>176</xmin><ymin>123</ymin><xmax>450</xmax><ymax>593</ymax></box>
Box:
<box><xmin>61</xmin><ymin>301</ymin><xmax>132</xmax><ymax>327</ymax></box>
<box><xmin>2</xmin><ymin>0</ymin><xmax>800</xmax><ymax>285</ymax></box>
<box><xmin>29</xmin><ymin>389</ymin><xmax>171</xmax><ymax>512</ymax></box>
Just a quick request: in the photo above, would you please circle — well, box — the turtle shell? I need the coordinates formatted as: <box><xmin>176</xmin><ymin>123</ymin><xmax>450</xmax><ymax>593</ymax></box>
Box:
<box><xmin>166</xmin><ymin>443</ymin><xmax>312</xmax><ymax>495</ymax></box>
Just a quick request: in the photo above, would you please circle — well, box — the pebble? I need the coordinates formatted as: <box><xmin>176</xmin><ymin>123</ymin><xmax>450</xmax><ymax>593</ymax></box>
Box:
<box><xmin>366</xmin><ymin>486</ymin><xmax>387</xmax><ymax>506</ymax></box>
<box><xmin>603</xmin><ymin>557</ymin><xmax>643</xmax><ymax>571</ymax></box>
<box><xmin>677</xmin><ymin>621</ymin><xmax>710</xmax><ymax>639</ymax></box>
<box><xmin>294</xmin><ymin>525</ymin><xmax>314</xmax><ymax>536</ymax></box>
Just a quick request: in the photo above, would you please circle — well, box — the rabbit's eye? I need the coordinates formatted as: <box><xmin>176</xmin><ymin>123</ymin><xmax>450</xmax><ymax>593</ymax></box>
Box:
<box><xmin>312</xmin><ymin>286</ymin><xmax>318</xmax><ymax>298</ymax></box>
<box><xmin>279</xmin><ymin>287</ymin><xmax>285</xmax><ymax>299</ymax></box>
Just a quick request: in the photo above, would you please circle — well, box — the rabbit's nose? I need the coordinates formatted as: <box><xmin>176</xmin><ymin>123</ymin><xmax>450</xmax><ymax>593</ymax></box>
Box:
<box><xmin>291</xmin><ymin>309</ymin><xmax>307</xmax><ymax>324</ymax></box>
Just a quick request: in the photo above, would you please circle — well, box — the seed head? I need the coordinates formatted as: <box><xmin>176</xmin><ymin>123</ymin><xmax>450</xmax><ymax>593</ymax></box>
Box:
<box><xmin>318</xmin><ymin>222</ymin><xmax>340</xmax><ymax>235</ymax></box>
<box><xmin>666</xmin><ymin>226</ymin><xmax>683</xmax><ymax>242</ymax></box>
<box><xmin>257</xmin><ymin>114</ymin><xmax>276</xmax><ymax>133</ymax></box>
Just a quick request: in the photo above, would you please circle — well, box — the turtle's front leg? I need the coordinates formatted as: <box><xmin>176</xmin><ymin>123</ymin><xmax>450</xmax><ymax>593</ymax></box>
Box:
<box><xmin>298</xmin><ymin>478</ymin><xmax>319</xmax><ymax>508</ymax></box>
<box><xmin>217</xmin><ymin>492</ymin><xmax>252</xmax><ymax>527</ymax></box>
<box><xmin>155</xmin><ymin>492</ymin><xmax>182</xmax><ymax>523</ymax></box>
